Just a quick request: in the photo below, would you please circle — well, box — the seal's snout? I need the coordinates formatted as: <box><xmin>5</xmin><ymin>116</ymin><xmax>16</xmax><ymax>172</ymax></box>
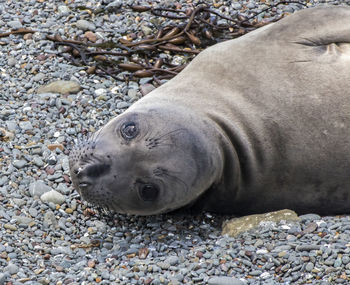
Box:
<box><xmin>70</xmin><ymin>161</ymin><xmax>112</xmax><ymax>190</ymax></box>
<box><xmin>68</xmin><ymin>133</ymin><xmax>114</xmax><ymax>201</ymax></box>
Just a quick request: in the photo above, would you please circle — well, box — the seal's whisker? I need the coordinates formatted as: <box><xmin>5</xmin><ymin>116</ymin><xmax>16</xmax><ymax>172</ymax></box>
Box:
<box><xmin>162</xmin><ymin>172</ymin><xmax>189</xmax><ymax>193</ymax></box>
<box><xmin>146</xmin><ymin>128</ymin><xmax>188</xmax><ymax>149</ymax></box>
<box><xmin>155</xmin><ymin>128</ymin><xmax>187</xmax><ymax>140</ymax></box>
<box><xmin>90</xmin><ymin>129</ymin><xmax>104</xmax><ymax>149</ymax></box>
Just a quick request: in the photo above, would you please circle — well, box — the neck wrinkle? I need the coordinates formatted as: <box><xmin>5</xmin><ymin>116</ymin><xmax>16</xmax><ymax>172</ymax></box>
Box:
<box><xmin>193</xmin><ymin>114</ymin><xmax>243</xmax><ymax>214</ymax></box>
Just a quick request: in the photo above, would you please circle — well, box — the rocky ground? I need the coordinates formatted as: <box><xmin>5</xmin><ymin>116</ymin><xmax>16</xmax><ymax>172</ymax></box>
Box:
<box><xmin>1</xmin><ymin>0</ymin><xmax>350</xmax><ymax>284</ymax></box>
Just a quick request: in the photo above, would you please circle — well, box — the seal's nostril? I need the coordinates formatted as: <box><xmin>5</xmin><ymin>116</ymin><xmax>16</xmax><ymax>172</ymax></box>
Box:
<box><xmin>85</xmin><ymin>164</ymin><xmax>111</xmax><ymax>178</ymax></box>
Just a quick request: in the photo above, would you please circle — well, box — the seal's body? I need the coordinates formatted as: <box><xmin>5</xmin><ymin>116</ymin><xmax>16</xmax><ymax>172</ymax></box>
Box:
<box><xmin>70</xmin><ymin>7</ymin><xmax>350</xmax><ymax>215</ymax></box>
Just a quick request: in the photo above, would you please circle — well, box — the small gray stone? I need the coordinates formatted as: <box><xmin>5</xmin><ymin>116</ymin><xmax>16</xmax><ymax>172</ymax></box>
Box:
<box><xmin>28</xmin><ymin>208</ymin><xmax>38</xmax><ymax>217</ymax></box>
<box><xmin>249</xmin><ymin>270</ymin><xmax>262</xmax><ymax>276</ymax></box>
<box><xmin>94</xmin><ymin>88</ymin><xmax>107</xmax><ymax>97</ymax></box>
<box><xmin>140</xmin><ymin>84</ymin><xmax>155</xmax><ymax>96</ymax></box>
<box><xmin>342</xmin><ymin>255</ymin><xmax>350</xmax><ymax>264</ymax></box>
<box><xmin>8</xmin><ymin>57</ymin><xmax>17</xmax><ymax>66</ymax></box>
<box><xmin>13</xmin><ymin>216</ymin><xmax>33</xmax><ymax>225</ymax></box>
<box><xmin>61</xmin><ymin>157</ymin><xmax>70</xmax><ymax>173</ymax></box>
<box><xmin>295</xmin><ymin>245</ymin><xmax>321</xmax><ymax>251</ymax></box>
<box><xmin>157</xmin><ymin>262</ymin><xmax>170</xmax><ymax>270</ymax></box>
<box><xmin>128</xmin><ymin>88</ymin><xmax>139</xmax><ymax>99</ymax></box>
<box><xmin>0</xmin><ymin>176</ymin><xmax>9</xmax><ymax>186</ymax></box>
<box><xmin>75</xmin><ymin>19</ymin><xmax>96</xmax><ymax>31</ymax></box>
<box><xmin>246</xmin><ymin>2</ymin><xmax>256</xmax><ymax>9</ymax></box>
<box><xmin>43</xmin><ymin>210</ymin><xmax>57</xmax><ymax>228</ymax></box>
<box><xmin>141</xmin><ymin>25</ymin><xmax>153</xmax><ymax>36</ymax></box>
<box><xmin>299</xmin><ymin>214</ymin><xmax>321</xmax><ymax>221</ymax></box>
<box><xmin>56</xmin><ymin>183</ymin><xmax>70</xmax><ymax>195</ymax></box>
<box><xmin>12</xmin><ymin>198</ymin><xmax>26</xmax><ymax>207</ymax></box>
<box><xmin>32</xmin><ymin>73</ymin><xmax>45</xmax><ymax>82</ymax></box>
<box><xmin>29</xmin><ymin>180</ymin><xmax>52</xmax><ymax>197</ymax></box>
<box><xmin>334</xmin><ymin>258</ymin><xmax>342</xmax><ymax>267</ymax></box>
<box><xmin>151</xmin><ymin>279</ymin><xmax>161</xmax><ymax>285</ymax></box>
<box><xmin>5</xmin><ymin>121</ymin><xmax>17</xmax><ymax>132</ymax></box>
<box><xmin>232</xmin><ymin>3</ymin><xmax>242</xmax><ymax>10</ymax></box>
<box><xmin>58</xmin><ymin>5</ymin><xmax>70</xmax><ymax>13</ymax></box>
<box><xmin>93</xmin><ymin>220</ymin><xmax>107</xmax><ymax>233</ymax></box>
<box><xmin>106</xmin><ymin>0</ymin><xmax>122</xmax><ymax>11</ymax></box>
<box><xmin>5</xmin><ymin>263</ymin><xmax>19</xmax><ymax>275</ymax></box>
<box><xmin>305</xmin><ymin>262</ymin><xmax>314</xmax><ymax>272</ymax></box>
<box><xmin>208</xmin><ymin>276</ymin><xmax>246</xmax><ymax>285</ymax></box>
<box><xmin>116</xmin><ymin>101</ymin><xmax>129</xmax><ymax>109</ymax></box>
<box><xmin>167</xmin><ymin>256</ymin><xmax>179</xmax><ymax>266</ymax></box>
<box><xmin>7</xmin><ymin>20</ymin><xmax>23</xmax><ymax>29</ymax></box>
<box><xmin>19</xmin><ymin>121</ymin><xmax>33</xmax><ymax>130</ymax></box>
<box><xmin>0</xmin><ymin>273</ymin><xmax>7</xmax><ymax>284</ymax></box>
<box><xmin>41</xmin><ymin>190</ymin><xmax>65</xmax><ymax>205</ymax></box>
<box><xmin>33</xmin><ymin>156</ymin><xmax>45</xmax><ymax>167</ymax></box>
<box><xmin>66</xmin><ymin>128</ymin><xmax>76</xmax><ymax>135</ymax></box>
<box><xmin>13</xmin><ymin>159</ymin><xmax>27</xmax><ymax>169</ymax></box>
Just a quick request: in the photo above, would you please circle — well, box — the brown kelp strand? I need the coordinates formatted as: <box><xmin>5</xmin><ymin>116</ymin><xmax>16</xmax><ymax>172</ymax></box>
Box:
<box><xmin>40</xmin><ymin>2</ymin><xmax>301</xmax><ymax>85</ymax></box>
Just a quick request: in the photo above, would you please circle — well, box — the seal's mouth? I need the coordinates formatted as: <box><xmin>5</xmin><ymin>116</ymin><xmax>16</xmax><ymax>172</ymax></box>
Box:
<box><xmin>78</xmin><ymin>181</ymin><xmax>92</xmax><ymax>192</ymax></box>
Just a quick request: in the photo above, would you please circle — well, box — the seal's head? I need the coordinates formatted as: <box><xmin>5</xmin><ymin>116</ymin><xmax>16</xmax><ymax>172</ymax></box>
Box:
<box><xmin>69</xmin><ymin>105</ymin><xmax>219</xmax><ymax>215</ymax></box>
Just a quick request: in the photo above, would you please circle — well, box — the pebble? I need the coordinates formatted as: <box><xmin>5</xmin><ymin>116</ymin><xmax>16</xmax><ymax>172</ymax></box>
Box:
<box><xmin>4</xmin><ymin>224</ymin><xmax>17</xmax><ymax>231</ymax></box>
<box><xmin>95</xmin><ymin>88</ymin><xmax>107</xmax><ymax>97</ymax></box>
<box><xmin>84</xmin><ymin>31</ymin><xmax>97</xmax><ymax>42</ymax></box>
<box><xmin>5</xmin><ymin>263</ymin><xmax>19</xmax><ymax>275</ymax></box>
<box><xmin>0</xmin><ymin>273</ymin><xmax>7</xmax><ymax>284</ymax></box>
<box><xmin>106</xmin><ymin>0</ymin><xmax>123</xmax><ymax>11</ymax></box>
<box><xmin>296</xmin><ymin>244</ymin><xmax>321</xmax><ymax>251</ymax></box>
<box><xmin>29</xmin><ymin>180</ymin><xmax>52</xmax><ymax>197</ymax></box>
<box><xmin>299</xmin><ymin>213</ymin><xmax>321</xmax><ymax>221</ymax></box>
<box><xmin>58</xmin><ymin>5</ymin><xmax>70</xmax><ymax>14</ymax></box>
<box><xmin>116</xmin><ymin>101</ymin><xmax>129</xmax><ymax>109</ymax></box>
<box><xmin>75</xmin><ymin>19</ymin><xmax>96</xmax><ymax>31</ymax></box>
<box><xmin>8</xmin><ymin>57</ymin><xmax>17</xmax><ymax>66</ymax></box>
<box><xmin>208</xmin><ymin>276</ymin><xmax>246</xmax><ymax>285</ymax></box>
<box><xmin>37</xmin><ymin>80</ymin><xmax>81</xmax><ymax>94</ymax></box>
<box><xmin>40</xmin><ymin>190</ymin><xmax>66</xmax><ymax>205</ymax></box>
<box><xmin>7</xmin><ymin>20</ymin><xmax>23</xmax><ymax>29</ymax></box>
<box><xmin>140</xmin><ymin>84</ymin><xmax>155</xmax><ymax>96</ymax></box>
<box><xmin>305</xmin><ymin>262</ymin><xmax>314</xmax><ymax>272</ymax></box>
<box><xmin>43</xmin><ymin>211</ymin><xmax>57</xmax><ymax>227</ymax></box>
<box><xmin>13</xmin><ymin>216</ymin><xmax>33</xmax><ymax>225</ymax></box>
<box><xmin>32</xmin><ymin>73</ymin><xmax>45</xmax><ymax>82</ymax></box>
<box><xmin>19</xmin><ymin>121</ymin><xmax>33</xmax><ymax>130</ymax></box>
<box><xmin>167</xmin><ymin>256</ymin><xmax>179</xmax><ymax>266</ymax></box>
<box><xmin>13</xmin><ymin>160</ymin><xmax>27</xmax><ymax>169</ymax></box>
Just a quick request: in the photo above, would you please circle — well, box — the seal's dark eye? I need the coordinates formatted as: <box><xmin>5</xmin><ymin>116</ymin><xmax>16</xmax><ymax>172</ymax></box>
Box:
<box><xmin>121</xmin><ymin>122</ymin><xmax>139</xmax><ymax>140</ymax></box>
<box><xmin>139</xmin><ymin>183</ymin><xmax>159</xmax><ymax>201</ymax></box>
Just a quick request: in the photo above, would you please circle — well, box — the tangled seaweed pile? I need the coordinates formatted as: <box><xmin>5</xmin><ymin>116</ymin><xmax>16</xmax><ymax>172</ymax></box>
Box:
<box><xmin>43</xmin><ymin>1</ymin><xmax>302</xmax><ymax>84</ymax></box>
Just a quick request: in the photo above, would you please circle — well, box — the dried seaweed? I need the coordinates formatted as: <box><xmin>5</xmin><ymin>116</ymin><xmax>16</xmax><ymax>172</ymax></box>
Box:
<box><xmin>43</xmin><ymin>2</ymin><xmax>306</xmax><ymax>84</ymax></box>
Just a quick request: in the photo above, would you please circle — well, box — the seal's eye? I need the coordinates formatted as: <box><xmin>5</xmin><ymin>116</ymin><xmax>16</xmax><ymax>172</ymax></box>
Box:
<box><xmin>139</xmin><ymin>183</ymin><xmax>159</xmax><ymax>201</ymax></box>
<box><xmin>120</xmin><ymin>122</ymin><xmax>139</xmax><ymax>140</ymax></box>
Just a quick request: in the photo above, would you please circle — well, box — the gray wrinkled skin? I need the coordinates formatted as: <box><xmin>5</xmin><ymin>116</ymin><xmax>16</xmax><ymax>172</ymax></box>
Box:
<box><xmin>70</xmin><ymin>7</ymin><xmax>350</xmax><ymax>216</ymax></box>
<box><xmin>69</xmin><ymin>108</ymin><xmax>220</xmax><ymax>215</ymax></box>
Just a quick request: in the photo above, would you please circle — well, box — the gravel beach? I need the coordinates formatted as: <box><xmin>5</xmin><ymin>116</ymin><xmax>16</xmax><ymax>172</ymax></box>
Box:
<box><xmin>1</xmin><ymin>0</ymin><xmax>350</xmax><ymax>284</ymax></box>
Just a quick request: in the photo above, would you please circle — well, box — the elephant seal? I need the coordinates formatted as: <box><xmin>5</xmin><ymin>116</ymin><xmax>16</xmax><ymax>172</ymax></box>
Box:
<box><xmin>69</xmin><ymin>7</ymin><xmax>350</xmax><ymax>216</ymax></box>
